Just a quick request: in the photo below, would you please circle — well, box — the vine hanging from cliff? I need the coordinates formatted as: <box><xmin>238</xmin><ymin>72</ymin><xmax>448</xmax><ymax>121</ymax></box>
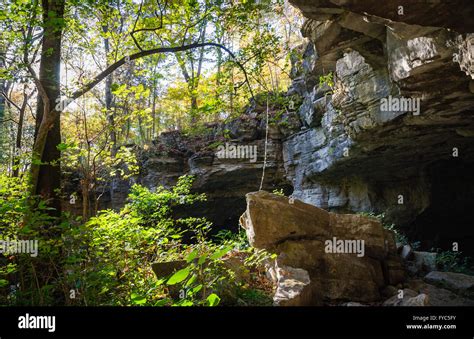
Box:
<box><xmin>259</xmin><ymin>97</ymin><xmax>269</xmax><ymax>191</ymax></box>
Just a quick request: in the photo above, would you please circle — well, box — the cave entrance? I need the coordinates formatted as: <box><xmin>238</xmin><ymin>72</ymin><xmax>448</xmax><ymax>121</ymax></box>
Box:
<box><xmin>407</xmin><ymin>160</ymin><xmax>474</xmax><ymax>257</ymax></box>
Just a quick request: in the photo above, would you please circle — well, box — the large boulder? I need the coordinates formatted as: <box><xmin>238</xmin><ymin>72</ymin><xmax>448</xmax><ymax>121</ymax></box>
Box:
<box><xmin>240</xmin><ymin>191</ymin><xmax>404</xmax><ymax>305</ymax></box>
<box><xmin>240</xmin><ymin>191</ymin><xmax>330</xmax><ymax>249</ymax></box>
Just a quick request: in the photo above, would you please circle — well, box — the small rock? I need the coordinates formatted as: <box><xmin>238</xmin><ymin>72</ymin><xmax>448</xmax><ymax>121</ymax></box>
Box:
<box><xmin>424</xmin><ymin>271</ymin><xmax>474</xmax><ymax>298</ymax></box>
<box><xmin>400</xmin><ymin>244</ymin><xmax>413</xmax><ymax>260</ymax></box>
<box><xmin>383</xmin><ymin>288</ymin><xmax>418</xmax><ymax>306</ymax></box>
<box><xmin>404</xmin><ymin>279</ymin><xmax>474</xmax><ymax>306</ymax></box>
<box><xmin>401</xmin><ymin>293</ymin><xmax>429</xmax><ymax>306</ymax></box>
<box><xmin>151</xmin><ymin>260</ymin><xmax>187</xmax><ymax>299</ymax></box>
<box><xmin>222</xmin><ymin>255</ymin><xmax>251</xmax><ymax>282</ymax></box>
<box><xmin>273</xmin><ymin>263</ymin><xmax>314</xmax><ymax>306</ymax></box>
<box><xmin>264</xmin><ymin>259</ymin><xmax>278</xmax><ymax>284</ymax></box>
<box><xmin>419</xmin><ymin>283</ymin><xmax>474</xmax><ymax>306</ymax></box>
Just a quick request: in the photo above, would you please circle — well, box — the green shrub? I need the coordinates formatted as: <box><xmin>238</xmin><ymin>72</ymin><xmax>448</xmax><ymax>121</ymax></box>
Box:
<box><xmin>214</xmin><ymin>229</ymin><xmax>249</xmax><ymax>250</ymax></box>
<box><xmin>319</xmin><ymin>72</ymin><xmax>334</xmax><ymax>90</ymax></box>
<box><xmin>272</xmin><ymin>188</ymin><xmax>285</xmax><ymax>197</ymax></box>
<box><xmin>1</xmin><ymin>174</ymin><xmax>274</xmax><ymax>306</ymax></box>
<box><xmin>435</xmin><ymin>250</ymin><xmax>474</xmax><ymax>275</ymax></box>
<box><xmin>0</xmin><ymin>174</ymin><xmax>61</xmax><ymax>305</ymax></box>
<box><xmin>357</xmin><ymin>212</ymin><xmax>408</xmax><ymax>245</ymax></box>
<box><xmin>65</xmin><ymin>175</ymin><xmax>219</xmax><ymax>306</ymax></box>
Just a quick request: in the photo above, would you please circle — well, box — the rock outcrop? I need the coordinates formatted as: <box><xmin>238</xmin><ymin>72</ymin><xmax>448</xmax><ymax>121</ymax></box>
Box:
<box><xmin>136</xmin><ymin>108</ymin><xmax>294</xmax><ymax>232</ymax></box>
<box><xmin>282</xmin><ymin>0</ymin><xmax>474</xmax><ymax>256</ymax></box>
<box><xmin>64</xmin><ymin>0</ymin><xmax>474</xmax><ymax>260</ymax></box>
<box><xmin>64</xmin><ymin>104</ymin><xmax>295</xmax><ymax>232</ymax></box>
<box><xmin>134</xmin><ymin>0</ymin><xmax>474</xmax><ymax>254</ymax></box>
<box><xmin>240</xmin><ymin>191</ymin><xmax>404</xmax><ymax>305</ymax></box>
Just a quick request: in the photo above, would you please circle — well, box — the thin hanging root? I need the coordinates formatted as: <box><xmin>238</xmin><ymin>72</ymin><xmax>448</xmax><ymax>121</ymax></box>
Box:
<box><xmin>259</xmin><ymin>97</ymin><xmax>269</xmax><ymax>191</ymax></box>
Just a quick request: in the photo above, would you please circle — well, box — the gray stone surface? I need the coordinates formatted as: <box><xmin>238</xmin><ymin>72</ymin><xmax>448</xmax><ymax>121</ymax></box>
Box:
<box><xmin>424</xmin><ymin>271</ymin><xmax>474</xmax><ymax>298</ymax></box>
<box><xmin>405</xmin><ymin>279</ymin><xmax>474</xmax><ymax>306</ymax></box>
<box><xmin>272</xmin><ymin>262</ymin><xmax>315</xmax><ymax>306</ymax></box>
<box><xmin>400</xmin><ymin>245</ymin><xmax>413</xmax><ymax>260</ymax></box>
<box><xmin>413</xmin><ymin>251</ymin><xmax>437</xmax><ymax>272</ymax></box>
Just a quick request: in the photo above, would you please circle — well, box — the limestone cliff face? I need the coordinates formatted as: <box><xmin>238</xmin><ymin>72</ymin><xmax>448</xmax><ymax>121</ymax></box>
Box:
<box><xmin>283</xmin><ymin>0</ymin><xmax>474</xmax><ymax>254</ymax></box>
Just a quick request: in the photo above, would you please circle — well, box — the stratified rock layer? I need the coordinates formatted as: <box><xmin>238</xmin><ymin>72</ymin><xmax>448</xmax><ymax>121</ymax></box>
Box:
<box><xmin>284</xmin><ymin>0</ymin><xmax>474</xmax><ymax>255</ymax></box>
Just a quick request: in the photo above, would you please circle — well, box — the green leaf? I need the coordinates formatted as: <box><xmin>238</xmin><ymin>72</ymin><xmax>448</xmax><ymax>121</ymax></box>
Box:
<box><xmin>197</xmin><ymin>254</ymin><xmax>207</xmax><ymax>265</ymax></box>
<box><xmin>210</xmin><ymin>245</ymin><xmax>233</xmax><ymax>260</ymax></box>
<box><xmin>167</xmin><ymin>267</ymin><xmax>190</xmax><ymax>285</ymax></box>
<box><xmin>57</xmin><ymin>143</ymin><xmax>69</xmax><ymax>151</ymax></box>
<box><xmin>191</xmin><ymin>284</ymin><xmax>202</xmax><ymax>294</ymax></box>
<box><xmin>155</xmin><ymin>298</ymin><xmax>170</xmax><ymax>306</ymax></box>
<box><xmin>206</xmin><ymin>293</ymin><xmax>220</xmax><ymax>307</ymax></box>
<box><xmin>131</xmin><ymin>293</ymin><xmax>147</xmax><ymax>305</ymax></box>
<box><xmin>177</xmin><ymin>300</ymin><xmax>193</xmax><ymax>306</ymax></box>
<box><xmin>155</xmin><ymin>278</ymin><xmax>166</xmax><ymax>286</ymax></box>
<box><xmin>186</xmin><ymin>249</ymin><xmax>198</xmax><ymax>263</ymax></box>
<box><xmin>185</xmin><ymin>274</ymin><xmax>197</xmax><ymax>288</ymax></box>
<box><xmin>0</xmin><ymin>279</ymin><xmax>8</xmax><ymax>288</ymax></box>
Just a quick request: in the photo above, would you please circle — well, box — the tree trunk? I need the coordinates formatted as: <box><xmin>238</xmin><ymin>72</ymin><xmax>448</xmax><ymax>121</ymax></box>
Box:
<box><xmin>152</xmin><ymin>84</ymin><xmax>156</xmax><ymax>139</ymax></box>
<box><xmin>12</xmin><ymin>90</ymin><xmax>28</xmax><ymax>177</ymax></box>
<box><xmin>0</xmin><ymin>44</ymin><xmax>5</xmax><ymax>123</ymax></box>
<box><xmin>81</xmin><ymin>178</ymin><xmax>90</xmax><ymax>221</ymax></box>
<box><xmin>0</xmin><ymin>42</ymin><xmax>7</xmax><ymax>160</ymax></box>
<box><xmin>103</xmin><ymin>23</ymin><xmax>117</xmax><ymax>209</ymax></box>
<box><xmin>32</xmin><ymin>0</ymin><xmax>65</xmax><ymax>216</ymax></box>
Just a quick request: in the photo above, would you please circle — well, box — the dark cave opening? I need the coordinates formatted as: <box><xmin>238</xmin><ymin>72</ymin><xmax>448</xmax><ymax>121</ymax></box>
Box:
<box><xmin>407</xmin><ymin>160</ymin><xmax>474</xmax><ymax>257</ymax></box>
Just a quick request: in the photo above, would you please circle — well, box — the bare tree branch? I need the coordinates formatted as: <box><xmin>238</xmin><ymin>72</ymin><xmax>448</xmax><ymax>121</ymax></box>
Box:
<box><xmin>66</xmin><ymin>42</ymin><xmax>254</xmax><ymax>105</ymax></box>
<box><xmin>1</xmin><ymin>91</ymin><xmax>22</xmax><ymax>111</ymax></box>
